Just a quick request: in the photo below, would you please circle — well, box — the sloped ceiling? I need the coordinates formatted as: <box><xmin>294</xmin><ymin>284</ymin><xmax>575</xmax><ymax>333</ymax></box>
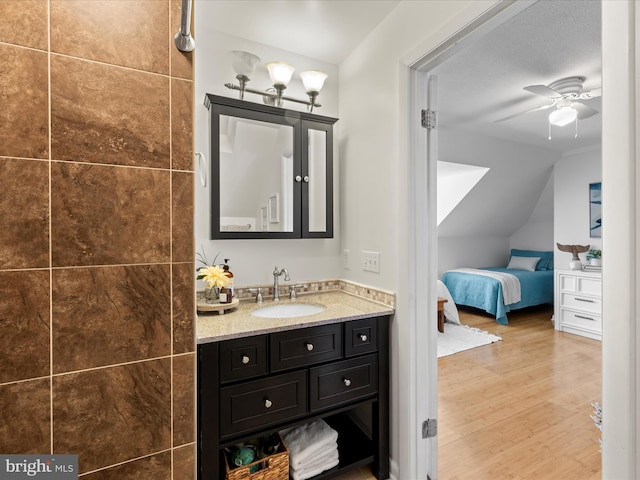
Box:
<box><xmin>434</xmin><ymin>0</ymin><xmax>601</xmax><ymax>239</ymax></box>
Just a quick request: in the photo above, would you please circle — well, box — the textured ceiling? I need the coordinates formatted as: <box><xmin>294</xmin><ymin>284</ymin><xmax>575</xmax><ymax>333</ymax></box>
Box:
<box><xmin>433</xmin><ymin>0</ymin><xmax>601</xmax><ymax>153</ymax></box>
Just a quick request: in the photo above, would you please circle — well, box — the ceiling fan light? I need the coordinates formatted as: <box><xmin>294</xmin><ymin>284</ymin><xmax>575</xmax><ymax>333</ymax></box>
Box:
<box><xmin>549</xmin><ymin>106</ymin><xmax>577</xmax><ymax>127</ymax></box>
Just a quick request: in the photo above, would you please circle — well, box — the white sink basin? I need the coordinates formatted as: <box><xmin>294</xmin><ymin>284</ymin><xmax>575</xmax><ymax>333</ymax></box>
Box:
<box><xmin>251</xmin><ymin>303</ymin><xmax>325</xmax><ymax>318</ymax></box>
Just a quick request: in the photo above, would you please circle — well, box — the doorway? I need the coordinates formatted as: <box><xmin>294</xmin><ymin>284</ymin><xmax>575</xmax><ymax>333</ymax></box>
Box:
<box><xmin>408</xmin><ymin>1</ymin><xmax>604</xmax><ymax>478</ymax></box>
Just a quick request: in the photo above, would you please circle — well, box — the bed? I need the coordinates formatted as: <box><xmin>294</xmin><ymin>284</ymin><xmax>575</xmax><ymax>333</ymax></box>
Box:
<box><xmin>441</xmin><ymin>249</ymin><xmax>555</xmax><ymax>325</ymax></box>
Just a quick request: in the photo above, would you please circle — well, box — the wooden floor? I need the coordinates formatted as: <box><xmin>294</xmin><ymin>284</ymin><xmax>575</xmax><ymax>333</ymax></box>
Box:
<box><xmin>438</xmin><ymin>305</ymin><xmax>602</xmax><ymax>480</ymax></box>
<box><xmin>335</xmin><ymin>304</ymin><xmax>602</xmax><ymax>480</ymax></box>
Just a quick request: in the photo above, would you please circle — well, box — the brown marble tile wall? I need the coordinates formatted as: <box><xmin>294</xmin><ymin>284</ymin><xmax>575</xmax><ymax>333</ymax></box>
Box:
<box><xmin>0</xmin><ymin>1</ymin><xmax>195</xmax><ymax>478</ymax></box>
<box><xmin>0</xmin><ymin>44</ymin><xmax>48</xmax><ymax>159</ymax></box>
<box><xmin>53</xmin><ymin>360</ymin><xmax>171</xmax><ymax>474</ymax></box>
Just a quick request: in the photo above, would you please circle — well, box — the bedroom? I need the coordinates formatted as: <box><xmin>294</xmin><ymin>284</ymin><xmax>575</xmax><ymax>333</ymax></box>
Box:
<box><xmin>433</xmin><ymin>0</ymin><xmax>602</xmax><ymax>326</ymax></box>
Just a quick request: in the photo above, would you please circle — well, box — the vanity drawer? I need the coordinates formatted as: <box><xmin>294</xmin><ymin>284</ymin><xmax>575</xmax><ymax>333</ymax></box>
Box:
<box><xmin>270</xmin><ymin>324</ymin><xmax>343</xmax><ymax>372</ymax></box>
<box><xmin>309</xmin><ymin>354</ymin><xmax>378</xmax><ymax>412</ymax></box>
<box><xmin>219</xmin><ymin>335</ymin><xmax>268</xmax><ymax>383</ymax></box>
<box><xmin>345</xmin><ymin>318</ymin><xmax>378</xmax><ymax>357</ymax></box>
<box><xmin>219</xmin><ymin>370</ymin><xmax>307</xmax><ymax>439</ymax></box>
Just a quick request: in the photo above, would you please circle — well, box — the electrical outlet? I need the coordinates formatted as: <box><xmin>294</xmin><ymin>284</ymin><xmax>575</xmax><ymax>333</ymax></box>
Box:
<box><xmin>343</xmin><ymin>249</ymin><xmax>351</xmax><ymax>270</ymax></box>
<box><xmin>363</xmin><ymin>251</ymin><xmax>380</xmax><ymax>273</ymax></box>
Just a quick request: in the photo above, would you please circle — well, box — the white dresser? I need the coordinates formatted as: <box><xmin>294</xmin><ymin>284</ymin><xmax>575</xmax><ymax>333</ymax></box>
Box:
<box><xmin>555</xmin><ymin>269</ymin><xmax>602</xmax><ymax>340</ymax></box>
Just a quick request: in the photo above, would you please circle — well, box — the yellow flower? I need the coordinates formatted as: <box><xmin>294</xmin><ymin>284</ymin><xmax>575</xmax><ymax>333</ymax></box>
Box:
<box><xmin>198</xmin><ymin>265</ymin><xmax>230</xmax><ymax>289</ymax></box>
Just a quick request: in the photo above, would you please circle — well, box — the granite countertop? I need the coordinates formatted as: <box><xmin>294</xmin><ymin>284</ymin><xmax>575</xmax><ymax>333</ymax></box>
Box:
<box><xmin>197</xmin><ymin>290</ymin><xmax>394</xmax><ymax>344</ymax></box>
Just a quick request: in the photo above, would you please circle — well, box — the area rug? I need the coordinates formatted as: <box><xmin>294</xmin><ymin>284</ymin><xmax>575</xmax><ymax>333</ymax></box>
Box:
<box><xmin>437</xmin><ymin>323</ymin><xmax>502</xmax><ymax>358</ymax></box>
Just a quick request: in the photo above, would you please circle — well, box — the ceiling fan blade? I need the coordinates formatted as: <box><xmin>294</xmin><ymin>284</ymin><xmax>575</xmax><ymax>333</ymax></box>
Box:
<box><xmin>523</xmin><ymin>84</ymin><xmax>563</xmax><ymax>98</ymax></box>
<box><xmin>494</xmin><ymin>102</ymin><xmax>555</xmax><ymax>123</ymax></box>
<box><xmin>573</xmin><ymin>101</ymin><xmax>599</xmax><ymax>119</ymax></box>
<box><xmin>578</xmin><ymin>87</ymin><xmax>602</xmax><ymax>100</ymax></box>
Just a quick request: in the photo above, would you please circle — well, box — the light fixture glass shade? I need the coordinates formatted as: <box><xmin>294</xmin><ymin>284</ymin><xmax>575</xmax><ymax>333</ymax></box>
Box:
<box><xmin>549</xmin><ymin>106</ymin><xmax>578</xmax><ymax>126</ymax></box>
<box><xmin>229</xmin><ymin>51</ymin><xmax>261</xmax><ymax>78</ymax></box>
<box><xmin>300</xmin><ymin>70</ymin><xmax>328</xmax><ymax>93</ymax></box>
<box><xmin>266</xmin><ymin>62</ymin><xmax>295</xmax><ymax>86</ymax></box>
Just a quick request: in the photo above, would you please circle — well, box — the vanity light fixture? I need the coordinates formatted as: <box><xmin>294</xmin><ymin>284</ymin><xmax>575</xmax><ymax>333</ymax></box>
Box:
<box><xmin>225</xmin><ymin>51</ymin><xmax>327</xmax><ymax>112</ymax></box>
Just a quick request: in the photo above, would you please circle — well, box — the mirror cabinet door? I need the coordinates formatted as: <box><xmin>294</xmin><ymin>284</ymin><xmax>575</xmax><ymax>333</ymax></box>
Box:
<box><xmin>302</xmin><ymin>121</ymin><xmax>333</xmax><ymax>237</ymax></box>
<box><xmin>218</xmin><ymin>114</ymin><xmax>296</xmax><ymax>234</ymax></box>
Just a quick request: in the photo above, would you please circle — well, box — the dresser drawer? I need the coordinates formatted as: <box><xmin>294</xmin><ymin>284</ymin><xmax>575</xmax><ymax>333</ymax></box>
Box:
<box><xmin>270</xmin><ymin>323</ymin><xmax>343</xmax><ymax>372</ymax></box>
<box><xmin>219</xmin><ymin>370</ymin><xmax>307</xmax><ymax>438</ymax></box>
<box><xmin>559</xmin><ymin>308</ymin><xmax>602</xmax><ymax>333</ymax></box>
<box><xmin>345</xmin><ymin>318</ymin><xmax>378</xmax><ymax>357</ymax></box>
<box><xmin>219</xmin><ymin>335</ymin><xmax>268</xmax><ymax>383</ymax></box>
<box><xmin>560</xmin><ymin>292</ymin><xmax>601</xmax><ymax>314</ymax></box>
<box><xmin>309</xmin><ymin>354</ymin><xmax>378</xmax><ymax>412</ymax></box>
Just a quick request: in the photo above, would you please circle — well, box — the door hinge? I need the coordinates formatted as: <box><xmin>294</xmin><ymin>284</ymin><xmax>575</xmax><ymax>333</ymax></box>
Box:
<box><xmin>421</xmin><ymin>109</ymin><xmax>437</xmax><ymax>130</ymax></box>
<box><xmin>422</xmin><ymin>418</ymin><xmax>437</xmax><ymax>438</ymax></box>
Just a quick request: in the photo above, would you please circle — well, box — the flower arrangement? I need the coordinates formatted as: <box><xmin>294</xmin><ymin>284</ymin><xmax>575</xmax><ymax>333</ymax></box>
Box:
<box><xmin>196</xmin><ymin>249</ymin><xmax>230</xmax><ymax>289</ymax></box>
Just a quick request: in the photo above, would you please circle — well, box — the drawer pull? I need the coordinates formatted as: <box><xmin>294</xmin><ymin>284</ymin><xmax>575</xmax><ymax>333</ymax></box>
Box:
<box><xmin>343</xmin><ymin>378</ymin><xmax>352</xmax><ymax>387</ymax></box>
<box><xmin>359</xmin><ymin>334</ymin><xmax>368</xmax><ymax>342</ymax></box>
<box><xmin>264</xmin><ymin>399</ymin><xmax>273</xmax><ymax>409</ymax></box>
<box><xmin>306</xmin><ymin>343</ymin><xmax>314</xmax><ymax>352</ymax></box>
<box><xmin>575</xmin><ymin>297</ymin><xmax>595</xmax><ymax>303</ymax></box>
<box><xmin>241</xmin><ymin>355</ymin><xmax>250</xmax><ymax>364</ymax></box>
<box><xmin>575</xmin><ymin>315</ymin><xmax>595</xmax><ymax>321</ymax></box>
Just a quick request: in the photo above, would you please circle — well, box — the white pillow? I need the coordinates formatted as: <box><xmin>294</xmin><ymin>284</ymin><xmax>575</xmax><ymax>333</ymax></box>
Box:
<box><xmin>507</xmin><ymin>256</ymin><xmax>540</xmax><ymax>271</ymax></box>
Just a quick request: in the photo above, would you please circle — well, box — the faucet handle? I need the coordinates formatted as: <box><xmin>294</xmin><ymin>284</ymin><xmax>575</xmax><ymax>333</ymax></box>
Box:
<box><xmin>248</xmin><ymin>288</ymin><xmax>263</xmax><ymax>303</ymax></box>
<box><xmin>289</xmin><ymin>284</ymin><xmax>304</xmax><ymax>300</ymax></box>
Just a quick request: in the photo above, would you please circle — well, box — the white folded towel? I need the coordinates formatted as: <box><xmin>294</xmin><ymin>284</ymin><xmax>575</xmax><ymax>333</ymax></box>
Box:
<box><xmin>290</xmin><ymin>451</ymin><xmax>339</xmax><ymax>480</ymax></box>
<box><xmin>281</xmin><ymin>419</ymin><xmax>338</xmax><ymax>470</ymax></box>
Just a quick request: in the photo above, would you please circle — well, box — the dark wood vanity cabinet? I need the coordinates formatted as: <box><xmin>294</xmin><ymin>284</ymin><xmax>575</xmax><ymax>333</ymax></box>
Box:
<box><xmin>198</xmin><ymin>315</ymin><xmax>390</xmax><ymax>480</ymax></box>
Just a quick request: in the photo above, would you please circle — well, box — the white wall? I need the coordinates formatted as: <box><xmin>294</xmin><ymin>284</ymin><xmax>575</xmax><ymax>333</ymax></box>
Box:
<box><xmin>600</xmin><ymin>2</ymin><xmax>638</xmax><ymax>476</ymax></box>
<box><xmin>510</xmin><ymin>171</ymin><xmax>554</xmax><ymax>251</ymax></box>
<box><xmin>435</xmin><ymin>128</ymin><xmax>557</xmax><ymax>276</ymax></box>
<box><xmin>553</xmin><ymin>146</ymin><xmax>602</xmax><ymax>269</ymax></box>
<box><xmin>193</xmin><ymin>25</ymin><xmax>341</xmax><ymax>286</ymax></box>
<box><xmin>437</xmin><ymin>236</ymin><xmax>510</xmax><ymax>276</ymax></box>
<box><xmin>338</xmin><ymin>1</ymin><xmax>501</xmax><ymax>477</ymax></box>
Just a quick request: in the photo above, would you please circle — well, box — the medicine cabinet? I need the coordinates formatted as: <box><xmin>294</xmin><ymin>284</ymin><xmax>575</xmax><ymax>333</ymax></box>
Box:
<box><xmin>205</xmin><ymin>94</ymin><xmax>338</xmax><ymax>239</ymax></box>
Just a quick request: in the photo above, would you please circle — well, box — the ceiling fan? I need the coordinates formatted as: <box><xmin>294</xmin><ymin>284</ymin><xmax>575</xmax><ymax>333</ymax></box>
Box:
<box><xmin>496</xmin><ymin>76</ymin><xmax>601</xmax><ymax>127</ymax></box>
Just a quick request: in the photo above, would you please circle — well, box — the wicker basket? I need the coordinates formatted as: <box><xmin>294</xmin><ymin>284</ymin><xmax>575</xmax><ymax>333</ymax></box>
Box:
<box><xmin>224</xmin><ymin>435</ymin><xmax>289</xmax><ymax>480</ymax></box>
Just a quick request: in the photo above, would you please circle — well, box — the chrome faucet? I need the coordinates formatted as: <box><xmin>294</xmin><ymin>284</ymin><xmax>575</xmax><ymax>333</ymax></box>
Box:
<box><xmin>272</xmin><ymin>266</ymin><xmax>290</xmax><ymax>301</ymax></box>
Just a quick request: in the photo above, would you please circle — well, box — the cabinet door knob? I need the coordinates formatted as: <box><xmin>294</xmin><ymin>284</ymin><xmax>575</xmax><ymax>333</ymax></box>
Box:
<box><xmin>305</xmin><ymin>342</ymin><xmax>314</xmax><ymax>352</ymax></box>
<box><xmin>343</xmin><ymin>378</ymin><xmax>352</xmax><ymax>387</ymax></box>
<box><xmin>241</xmin><ymin>355</ymin><xmax>250</xmax><ymax>364</ymax></box>
<box><xmin>295</xmin><ymin>175</ymin><xmax>302</xmax><ymax>182</ymax></box>
<box><xmin>359</xmin><ymin>334</ymin><xmax>368</xmax><ymax>342</ymax></box>
<box><xmin>303</xmin><ymin>175</ymin><xmax>310</xmax><ymax>183</ymax></box>
<box><xmin>264</xmin><ymin>399</ymin><xmax>273</xmax><ymax>408</ymax></box>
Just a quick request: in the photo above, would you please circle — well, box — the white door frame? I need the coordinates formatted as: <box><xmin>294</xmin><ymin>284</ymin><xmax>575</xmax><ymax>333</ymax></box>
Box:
<box><xmin>404</xmin><ymin>1</ymin><xmax>640</xmax><ymax>478</ymax></box>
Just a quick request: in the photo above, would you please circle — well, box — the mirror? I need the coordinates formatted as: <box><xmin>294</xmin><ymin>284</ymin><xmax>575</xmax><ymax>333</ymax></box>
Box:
<box><xmin>219</xmin><ymin>115</ymin><xmax>294</xmax><ymax>233</ymax></box>
<box><xmin>205</xmin><ymin>94</ymin><xmax>337</xmax><ymax>239</ymax></box>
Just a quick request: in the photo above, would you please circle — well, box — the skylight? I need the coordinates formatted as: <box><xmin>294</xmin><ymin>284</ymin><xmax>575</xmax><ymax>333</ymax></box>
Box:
<box><xmin>437</xmin><ymin>161</ymin><xmax>490</xmax><ymax>225</ymax></box>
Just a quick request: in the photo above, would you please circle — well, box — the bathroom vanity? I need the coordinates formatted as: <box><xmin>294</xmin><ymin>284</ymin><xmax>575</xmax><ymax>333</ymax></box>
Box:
<box><xmin>197</xmin><ymin>291</ymin><xmax>392</xmax><ymax>480</ymax></box>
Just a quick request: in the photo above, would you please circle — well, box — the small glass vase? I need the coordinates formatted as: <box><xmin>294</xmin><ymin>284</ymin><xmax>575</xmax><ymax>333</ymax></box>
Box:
<box><xmin>205</xmin><ymin>286</ymin><xmax>220</xmax><ymax>303</ymax></box>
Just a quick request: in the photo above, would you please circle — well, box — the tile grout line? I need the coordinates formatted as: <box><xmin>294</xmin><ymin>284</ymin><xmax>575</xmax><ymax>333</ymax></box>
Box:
<box><xmin>168</xmin><ymin>1</ymin><xmax>175</xmax><ymax>476</ymax></box>
<box><xmin>47</xmin><ymin>0</ymin><xmax>54</xmax><ymax>457</ymax></box>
